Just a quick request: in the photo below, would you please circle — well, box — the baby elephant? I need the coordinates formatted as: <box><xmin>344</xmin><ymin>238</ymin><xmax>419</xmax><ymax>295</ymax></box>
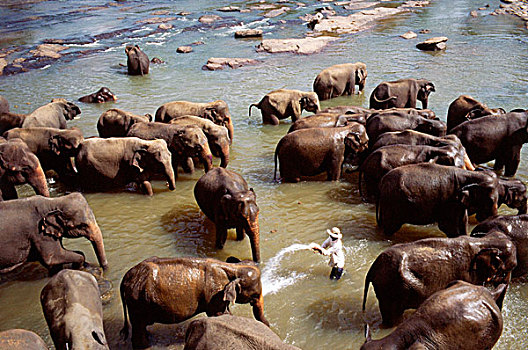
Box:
<box><xmin>249</xmin><ymin>89</ymin><xmax>320</xmax><ymax>125</ymax></box>
<box><xmin>313</xmin><ymin>62</ymin><xmax>367</xmax><ymax>101</ymax></box>
<box><xmin>41</xmin><ymin>269</ymin><xmax>108</xmax><ymax>350</ymax></box>
<box><xmin>78</xmin><ymin>87</ymin><xmax>117</xmax><ymax>103</ymax></box>
<box><xmin>369</xmin><ymin>78</ymin><xmax>435</xmax><ymax>110</ymax></box>
<box><xmin>362</xmin><ymin>281</ymin><xmax>507</xmax><ymax>350</ymax></box>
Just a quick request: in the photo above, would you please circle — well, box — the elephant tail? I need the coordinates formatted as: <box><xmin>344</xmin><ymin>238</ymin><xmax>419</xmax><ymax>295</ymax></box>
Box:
<box><xmin>372</xmin><ymin>93</ymin><xmax>397</xmax><ymax>104</ymax></box>
<box><xmin>119</xmin><ymin>284</ymin><xmax>130</xmax><ymax>340</ymax></box>
<box><xmin>273</xmin><ymin>144</ymin><xmax>279</xmax><ymax>182</ymax></box>
<box><xmin>358</xmin><ymin>166</ymin><xmax>365</xmax><ymax>201</ymax></box>
<box><xmin>375</xmin><ymin>196</ymin><xmax>381</xmax><ymax>226</ymax></box>
<box><xmin>248</xmin><ymin>103</ymin><xmax>260</xmax><ymax>117</ymax></box>
<box><xmin>362</xmin><ymin>267</ymin><xmax>373</xmax><ymax>312</ymax></box>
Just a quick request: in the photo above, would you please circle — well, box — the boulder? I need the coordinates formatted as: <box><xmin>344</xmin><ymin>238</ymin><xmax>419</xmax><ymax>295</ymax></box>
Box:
<box><xmin>265</xmin><ymin>7</ymin><xmax>289</xmax><ymax>18</ymax></box>
<box><xmin>136</xmin><ymin>17</ymin><xmax>177</xmax><ymax>24</ymax></box>
<box><xmin>199</xmin><ymin>15</ymin><xmax>222</xmax><ymax>24</ymax></box>
<box><xmin>218</xmin><ymin>6</ymin><xmax>240</xmax><ymax>12</ymax></box>
<box><xmin>235</xmin><ymin>29</ymin><xmax>263</xmax><ymax>38</ymax></box>
<box><xmin>312</xmin><ymin>7</ymin><xmax>404</xmax><ymax>34</ymax></box>
<box><xmin>256</xmin><ymin>36</ymin><xmax>337</xmax><ymax>54</ymax></box>
<box><xmin>416</xmin><ymin>36</ymin><xmax>448</xmax><ymax>51</ymax></box>
<box><xmin>202</xmin><ymin>57</ymin><xmax>261</xmax><ymax>70</ymax></box>
<box><xmin>0</xmin><ymin>58</ymin><xmax>6</xmax><ymax>75</ymax></box>
<box><xmin>30</xmin><ymin>44</ymin><xmax>69</xmax><ymax>59</ymax></box>
<box><xmin>470</xmin><ymin>10</ymin><xmax>479</xmax><ymax>17</ymax></box>
<box><xmin>158</xmin><ymin>23</ymin><xmax>173</xmax><ymax>30</ymax></box>
<box><xmin>400</xmin><ymin>31</ymin><xmax>417</xmax><ymax>39</ymax></box>
<box><xmin>177</xmin><ymin>46</ymin><xmax>193</xmax><ymax>53</ymax></box>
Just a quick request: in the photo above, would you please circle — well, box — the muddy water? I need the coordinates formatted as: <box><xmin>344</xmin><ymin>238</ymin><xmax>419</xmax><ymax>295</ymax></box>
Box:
<box><xmin>1</xmin><ymin>0</ymin><xmax>528</xmax><ymax>349</ymax></box>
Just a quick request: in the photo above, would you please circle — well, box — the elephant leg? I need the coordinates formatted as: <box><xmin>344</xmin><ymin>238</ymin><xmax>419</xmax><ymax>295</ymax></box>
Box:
<box><xmin>327</xmin><ymin>153</ymin><xmax>344</xmax><ymax>181</ymax></box>
<box><xmin>0</xmin><ymin>183</ymin><xmax>18</xmax><ymax>200</ymax></box>
<box><xmin>140</xmin><ymin>180</ymin><xmax>153</xmax><ymax>196</ymax></box>
<box><xmin>236</xmin><ymin>227</ymin><xmax>245</xmax><ymax>241</ymax></box>
<box><xmin>438</xmin><ymin>206</ymin><xmax>467</xmax><ymax>237</ymax></box>
<box><xmin>215</xmin><ymin>224</ymin><xmax>228</xmax><ymax>249</ymax></box>
<box><xmin>378</xmin><ymin>298</ymin><xmax>404</xmax><ymax>327</ymax></box>
<box><xmin>37</xmin><ymin>242</ymin><xmax>86</xmax><ymax>271</ymax></box>
<box><xmin>180</xmin><ymin>157</ymin><xmax>194</xmax><ymax>174</ymax></box>
<box><xmin>504</xmin><ymin>147</ymin><xmax>521</xmax><ymax>177</ymax></box>
<box><xmin>130</xmin><ymin>315</ymin><xmax>150</xmax><ymax>349</ymax></box>
<box><xmin>263</xmin><ymin>113</ymin><xmax>280</xmax><ymax>125</ymax></box>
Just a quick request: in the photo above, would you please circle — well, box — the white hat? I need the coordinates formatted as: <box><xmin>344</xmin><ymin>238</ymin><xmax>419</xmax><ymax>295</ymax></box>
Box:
<box><xmin>326</xmin><ymin>227</ymin><xmax>342</xmax><ymax>239</ymax></box>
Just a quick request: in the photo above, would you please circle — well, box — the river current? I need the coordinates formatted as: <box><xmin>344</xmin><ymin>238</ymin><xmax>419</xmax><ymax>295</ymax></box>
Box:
<box><xmin>1</xmin><ymin>0</ymin><xmax>527</xmax><ymax>349</ymax></box>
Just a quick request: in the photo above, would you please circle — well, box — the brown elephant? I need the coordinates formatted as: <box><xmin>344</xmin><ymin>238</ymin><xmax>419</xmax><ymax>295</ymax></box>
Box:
<box><xmin>4</xmin><ymin>127</ymin><xmax>84</xmax><ymax>177</ymax></box>
<box><xmin>249</xmin><ymin>89</ymin><xmax>320</xmax><ymax>125</ymax></box>
<box><xmin>74</xmin><ymin>137</ymin><xmax>176</xmax><ymax>196</ymax></box>
<box><xmin>0</xmin><ymin>95</ymin><xmax>8</xmax><ymax>114</ymax></box>
<box><xmin>155</xmin><ymin>100</ymin><xmax>234</xmax><ymax>142</ymax></box>
<box><xmin>274</xmin><ymin>124</ymin><xmax>368</xmax><ymax>182</ymax></box>
<box><xmin>120</xmin><ymin>256</ymin><xmax>269</xmax><ymax>349</ymax></box>
<box><xmin>287</xmin><ymin>112</ymin><xmax>367</xmax><ymax>133</ymax></box>
<box><xmin>41</xmin><ymin>269</ymin><xmax>108</xmax><ymax>350</ymax></box>
<box><xmin>126</xmin><ymin>45</ymin><xmax>149</xmax><ymax>75</ymax></box>
<box><xmin>362</xmin><ymin>281</ymin><xmax>507</xmax><ymax>350</ymax></box>
<box><xmin>369</xmin><ymin>78</ymin><xmax>435</xmax><ymax>110</ymax></box>
<box><xmin>362</xmin><ymin>231</ymin><xmax>516</xmax><ymax>326</ymax></box>
<box><xmin>447</xmin><ymin>95</ymin><xmax>505</xmax><ymax>132</ymax></box>
<box><xmin>22</xmin><ymin>99</ymin><xmax>81</xmax><ymax>129</ymax></box>
<box><xmin>0</xmin><ymin>329</ymin><xmax>48</xmax><ymax>350</ymax></box>
<box><xmin>97</xmin><ymin>108</ymin><xmax>151</xmax><ymax>138</ymax></box>
<box><xmin>318</xmin><ymin>105</ymin><xmax>373</xmax><ymax>115</ymax></box>
<box><xmin>313</xmin><ymin>62</ymin><xmax>367</xmax><ymax>101</ymax></box>
<box><xmin>0</xmin><ymin>193</ymin><xmax>108</xmax><ymax>273</ymax></box>
<box><xmin>194</xmin><ymin>168</ymin><xmax>260</xmax><ymax>262</ymax></box>
<box><xmin>127</xmin><ymin>122</ymin><xmax>213</xmax><ymax>176</ymax></box>
<box><xmin>170</xmin><ymin>115</ymin><xmax>230</xmax><ymax>168</ymax></box>
<box><xmin>78</xmin><ymin>87</ymin><xmax>117</xmax><ymax>104</ymax></box>
<box><xmin>0</xmin><ymin>138</ymin><xmax>49</xmax><ymax>200</ymax></box>
<box><xmin>0</xmin><ymin>111</ymin><xmax>27</xmax><ymax>135</ymax></box>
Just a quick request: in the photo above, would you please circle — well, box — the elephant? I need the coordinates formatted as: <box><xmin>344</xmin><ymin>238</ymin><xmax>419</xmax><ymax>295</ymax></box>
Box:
<box><xmin>287</xmin><ymin>112</ymin><xmax>366</xmax><ymax>133</ymax></box>
<box><xmin>0</xmin><ymin>95</ymin><xmax>8</xmax><ymax>114</ymax></box>
<box><xmin>369</xmin><ymin>78</ymin><xmax>435</xmax><ymax>110</ymax></box>
<box><xmin>22</xmin><ymin>99</ymin><xmax>81</xmax><ymax>129</ymax></box>
<box><xmin>194</xmin><ymin>168</ymin><xmax>260</xmax><ymax>262</ymax></box>
<box><xmin>0</xmin><ymin>138</ymin><xmax>49</xmax><ymax>200</ymax></box>
<box><xmin>447</xmin><ymin>95</ymin><xmax>505</xmax><ymax>132</ymax></box>
<box><xmin>119</xmin><ymin>256</ymin><xmax>269</xmax><ymax>349</ymax></box>
<box><xmin>361</xmin><ymin>281</ymin><xmax>507</xmax><ymax>350</ymax></box>
<box><xmin>155</xmin><ymin>100</ymin><xmax>234</xmax><ymax>142</ymax></box>
<box><xmin>359</xmin><ymin>144</ymin><xmax>468</xmax><ymax>202</ymax></box>
<box><xmin>97</xmin><ymin>108</ymin><xmax>151</xmax><ymax>138</ymax></box>
<box><xmin>496</xmin><ymin>178</ymin><xmax>527</xmax><ymax>214</ymax></box>
<box><xmin>169</xmin><ymin>115</ymin><xmax>230</xmax><ymax>168</ymax></box>
<box><xmin>184</xmin><ymin>315</ymin><xmax>301</xmax><ymax>350</ymax></box>
<box><xmin>472</xmin><ymin>214</ymin><xmax>528</xmax><ymax>278</ymax></box>
<box><xmin>0</xmin><ymin>111</ymin><xmax>27</xmax><ymax>135</ymax></box>
<box><xmin>312</xmin><ymin>62</ymin><xmax>367</xmax><ymax>101</ymax></box>
<box><xmin>449</xmin><ymin>109</ymin><xmax>528</xmax><ymax>177</ymax></box>
<box><xmin>74</xmin><ymin>137</ymin><xmax>176</xmax><ymax>196</ymax></box>
<box><xmin>249</xmin><ymin>89</ymin><xmax>320</xmax><ymax>125</ymax></box>
<box><xmin>366</xmin><ymin>110</ymin><xmax>447</xmax><ymax>147</ymax></box>
<box><xmin>362</xmin><ymin>231</ymin><xmax>516</xmax><ymax>326</ymax></box>
<box><xmin>0</xmin><ymin>193</ymin><xmax>108</xmax><ymax>273</ymax></box>
<box><xmin>4</xmin><ymin>127</ymin><xmax>84</xmax><ymax>177</ymax></box>
<box><xmin>318</xmin><ymin>105</ymin><xmax>373</xmax><ymax>116</ymax></box>
<box><xmin>41</xmin><ymin>269</ymin><xmax>109</xmax><ymax>350</ymax></box>
<box><xmin>274</xmin><ymin>124</ymin><xmax>369</xmax><ymax>182</ymax></box>
<box><xmin>0</xmin><ymin>329</ymin><xmax>48</xmax><ymax>350</ymax></box>
<box><xmin>377</xmin><ymin>163</ymin><xmax>499</xmax><ymax>237</ymax></box>
<box><xmin>125</xmin><ymin>45</ymin><xmax>149</xmax><ymax>75</ymax></box>
<box><xmin>127</xmin><ymin>122</ymin><xmax>213</xmax><ymax>176</ymax></box>
<box><xmin>78</xmin><ymin>87</ymin><xmax>117</xmax><ymax>104</ymax></box>
<box><xmin>369</xmin><ymin>107</ymin><xmax>436</xmax><ymax>120</ymax></box>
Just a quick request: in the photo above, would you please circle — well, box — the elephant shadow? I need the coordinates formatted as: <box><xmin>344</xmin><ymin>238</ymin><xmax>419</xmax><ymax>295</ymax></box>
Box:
<box><xmin>0</xmin><ymin>262</ymin><xmax>49</xmax><ymax>285</ymax></box>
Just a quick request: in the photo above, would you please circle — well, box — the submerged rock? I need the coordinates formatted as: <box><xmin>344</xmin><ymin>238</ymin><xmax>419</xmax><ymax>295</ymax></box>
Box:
<box><xmin>256</xmin><ymin>36</ymin><xmax>337</xmax><ymax>54</ymax></box>
<box><xmin>400</xmin><ymin>31</ymin><xmax>418</xmax><ymax>39</ymax></box>
<box><xmin>202</xmin><ymin>57</ymin><xmax>261</xmax><ymax>70</ymax></box>
<box><xmin>30</xmin><ymin>44</ymin><xmax>69</xmax><ymax>59</ymax></box>
<box><xmin>199</xmin><ymin>14</ymin><xmax>222</xmax><ymax>24</ymax></box>
<box><xmin>158</xmin><ymin>23</ymin><xmax>173</xmax><ymax>30</ymax></box>
<box><xmin>218</xmin><ymin>6</ymin><xmax>240</xmax><ymax>12</ymax></box>
<box><xmin>265</xmin><ymin>7</ymin><xmax>289</xmax><ymax>18</ymax></box>
<box><xmin>235</xmin><ymin>29</ymin><xmax>263</xmax><ymax>38</ymax></box>
<box><xmin>177</xmin><ymin>46</ymin><xmax>193</xmax><ymax>53</ymax></box>
<box><xmin>416</xmin><ymin>36</ymin><xmax>448</xmax><ymax>51</ymax></box>
<box><xmin>312</xmin><ymin>7</ymin><xmax>404</xmax><ymax>34</ymax></box>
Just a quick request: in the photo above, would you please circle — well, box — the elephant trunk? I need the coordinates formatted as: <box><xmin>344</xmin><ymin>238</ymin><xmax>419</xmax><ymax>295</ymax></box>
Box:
<box><xmin>252</xmin><ymin>294</ymin><xmax>269</xmax><ymax>327</ymax></box>
<box><xmin>164</xmin><ymin>157</ymin><xmax>176</xmax><ymax>191</ymax></box>
<box><xmin>88</xmin><ymin>222</ymin><xmax>108</xmax><ymax>269</ymax></box>
<box><xmin>219</xmin><ymin>144</ymin><xmax>229</xmax><ymax>168</ymax></box>
<box><xmin>225</xmin><ymin>119</ymin><xmax>234</xmax><ymax>144</ymax></box>
<box><xmin>463</xmin><ymin>153</ymin><xmax>475</xmax><ymax>171</ymax></box>
<box><xmin>246</xmin><ymin>216</ymin><xmax>260</xmax><ymax>263</ymax></box>
<box><xmin>200</xmin><ymin>144</ymin><xmax>213</xmax><ymax>173</ymax></box>
<box><xmin>29</xmin><ymin>164</ymin><xmax>50</xmax><ymax>197</ymax></box>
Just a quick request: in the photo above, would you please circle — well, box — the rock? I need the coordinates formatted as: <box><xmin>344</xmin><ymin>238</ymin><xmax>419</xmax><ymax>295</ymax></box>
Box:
<box><xmin>0</xmin><ymin>58</ymin><xmax>7</xmax><ymax>75</ymax></box>
<box><xmin>191</xmin><ymin>41</ymin><xmax>205</xmax><ymax>46</ymax></box>
<box><xmin>199</xmin><ymin>15</ymin><xmax>222</xmax><ymax>24</ymax></box>
<box><xmin>177</xmin><ymin>46</ymin><xmax>193</xmax><ymax>53</ymax></box>
<box><xmin>344</xmin><ymin>1</ymin><xmax>379</xmax><ymax>10</ymax></box>
<box><xmin>151</xmin><ymin>57</ymin><xmax>164</xmax><ymax>64</ymax></box>
<box><xmin>235</xmin><ymin>29</ymin><xmax>263</xmax><ymax>38</ymax></box>
<box><xmin>400</xmin><ymin>30</ymin><xmax>417</xmax><ymax>39</ymax></box>
<box><xmin>136</xmin><ymin>17</ymin><xmax>177</xmax><ymax>24</ymax></box>
<box><xmin>218</xmin><ymin>6</ymin><xmax>240</xmax><ymax>12</ymax></box>
<box><xmin>256</xmin><ymin>36</ymin><xmax>337</xmax><ymax>54</ymax></box>
<box><xmin>470</xmin><ymin>10</ymin><xmax>478</xmax><ymax>17</ymax></box>
<box><xmin>419</xmin><ymin>29</ymin><xmax>431</xmax><ymax>34</ymax></box>
<box><xmin>241</xmin><ymin>9</ymin><xmax>251</xmax><ymax>13</ymax></box>
<box><xmin>265</xmin><ymin>7</ymin><xmax>289</xmax><ymax>18</ymax></box>
<box><xmin>500</xmin><ymin>0</ymin><xmax>514</xmax><ymax>3</ymax></box>
<box><xmin>416</xmin><ymin>36</ymin><xmax>448</xmax><ymax>51</ymax></box>
<box><xmin>158</xmin><ymin>23</ymin><xmax>173</xmax><ymax>30</ymax></box>
<box><xmin>312</xmin><ymin>7</ymin><xmax>403</xmax><ymax>34</ymax></box>
<box><xmin>151</xmin><ymin>10</ymin><xmax>170</xmax><ymax>15</ymax></box>
<box><xmin>177</xmin><ymin>11</ymin><xmax>191</xmax><ymax>16</ymax></box>
<box><xmin>202</xmin><ymin>57</ymin><xmax>261</xmax><ymax>70</ymax></box>
<box><xmin>30</xmin><ymin>44</ymin><xmax>69</xmax><ymax>59</ymax></box>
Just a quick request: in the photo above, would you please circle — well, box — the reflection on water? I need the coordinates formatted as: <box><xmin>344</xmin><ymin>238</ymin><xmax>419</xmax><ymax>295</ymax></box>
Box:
<box><xmin>1</xmin><ymin>0</ymin><xmax>528</xmax><ymax>349</ymax></box>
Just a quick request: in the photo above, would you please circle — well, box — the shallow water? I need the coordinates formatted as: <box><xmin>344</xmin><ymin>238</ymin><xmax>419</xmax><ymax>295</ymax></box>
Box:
<box><xmin>1</xmin><ymin>0</ymin><xmax>527</xmax><ymax>349</ymax></box>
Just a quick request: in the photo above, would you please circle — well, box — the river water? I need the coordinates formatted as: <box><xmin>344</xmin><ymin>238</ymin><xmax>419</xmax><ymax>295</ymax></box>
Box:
<box><xmin>1</xmin><ymin>0</ymin><xmax>527</xmax><ymax>349</ymax></box>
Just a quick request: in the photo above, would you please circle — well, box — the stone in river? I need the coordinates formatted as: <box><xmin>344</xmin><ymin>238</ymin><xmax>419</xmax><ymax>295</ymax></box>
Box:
<box><xmin>416</xmin><ymin>36</ymin><xmax>448</xmax><ymax>51</ymax></box>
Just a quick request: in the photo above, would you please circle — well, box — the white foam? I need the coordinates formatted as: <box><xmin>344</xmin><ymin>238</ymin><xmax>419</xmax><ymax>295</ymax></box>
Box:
<box><xmin>67</xmin><ymin>40</ymin><xmax>100</xmax><ymax>48</ymax></box>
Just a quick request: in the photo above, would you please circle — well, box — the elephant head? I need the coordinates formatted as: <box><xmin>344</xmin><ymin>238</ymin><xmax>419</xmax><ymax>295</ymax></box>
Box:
<box><xmin>497</xmin><ymin>178</ymin><xmax>527</xmax><ymax>214</ymax></box>
<box><xmin>300</xmin><ymin>92</ymin><xmax>320</xmax><ymax>114</ymax></box>
<box><xmin>48</xmin><ymin>127</ymin><xmax>84</xmax><ymax>157</ymax></box>
<box><xmin>91</xmin><ymin>87</ymin><xmax>116</xmax><ymax>103</ymax></box>
<box><xmin>344</xmin><ymin>126</ymin><xmax>369</xmax><ymax>166</ymax></box>
<box><xmin>208</xmin><ymin>125</ymin><xmax>230</xmax><ymax>168</ymax></box>
<box><xmin>355</xmin><ymin>62</ymin><xmax>368</xmax><ymax>92</ymax></box>
<box><xmin>0</xmin><ymin>139</ymin><xmax>49</xmax><ymax>199</ymax></box>
<box><xmin>174</xmin><ymin>126</ymin><xmax>213</xmax><ymax>172</ymax></box>
<box><xmin>38</xmin><ymin>193</ymin><xmax>108</xmax><ymax>269</ymax></box>
<box><xmin>458</xmin><ymin>171</ymin><xmax>499</xmax><ymax>222</ymax></box>
<box><xmin>467</xmin><ymin>106</ymin><xmax>506</xmax><ymax>120</ymax></box>
<box><xmin>416</xmin><ymin>80</ymin><xmax>435</xmax><ymax>109</ymax></box>
<box><xmin>471</xmin><ymin>231</ymin><xmax>517</xmax><ymax>285</ymax></box>
<box><xmin>430</xmin><ymin>145</ymin><xmax>467</xmax><ymax>169</ymax></box>
<box><xmin>205</xmin><ymin>100</ymin><xmax>234</xmax><ymax>142</ymax></box>
<box><xmin>415</xmin><ymin>117</ymin><xmax>446</xmax><ymax>137</ymax></box>
<box><xmin>51</xmin><ymin>98</ymin><xmax>81</xmax><ymax>121</ymax></box>
<box><xmin>132</xmin><ymin>139</ymin><xmax>176</xmax><ymax>191</ymax></box>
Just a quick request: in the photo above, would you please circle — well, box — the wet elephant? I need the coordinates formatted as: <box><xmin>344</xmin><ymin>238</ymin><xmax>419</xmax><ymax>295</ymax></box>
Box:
<box><xmin>0</xmin><ymin>111</ymin><xmax>27</xmax><ymax>135</ymax></box>
<box><xmin>318</xmin><ymin>105</ymin><xmax>373</xmax><ymax>115</ymax></box>
<box><xmin>0</xmin><ymin>193</ymin><xmax>108</xmax><ymax>273</ymax></box>
<box><xmin>274</xmin><ymin>124</ymin><xmax>369</xmax><ymax>182</ymax></box>
<box><xmin>194</xmin><ymin>168</ymin><xmax>260</xmax><ymax>262</ymax></box>
<box><xmin>0</xmin><ymin>329</ymin><xmax>48</xmax><ymax>350</ymax></box>
<box><xmin>377</xmin><ymin>163</ymin><xmax>499</xmax><ymax>237</ymax></box>
<box><xmin>362</xmin><ymin>232</ymin><xmax>516</xmax><ymax>326</ymax></box>
<box><xmin>313</xmin><ymin>62</ymin><xmax>367</xmax><ymax>101</ymax></box>
<box><xmin>496</xmin><ymin>178</ymin><xmax>527</xmax><ymax>214</ymax></box>
<box><xmin>74</xmin><ymin>137</ymin><xmax>176</xmax><ymax>196</ymax></box>
<box><xmin>155</xmin><ymin>100</ymin><xmax>234</xmax><ymax>142</ymax></box>
<box><xmin>78</xmin><ymin>87</ymin><xmax>117</xmax><ymax>104</ymax></box>
<box><xmin>369</xmin><ymin>78</ymin><xmax>435</xmax><ymax>110</ymax></box>
<box><xmin>0</xmin><ymin>95</ymin><xmax>8</xmax><ymax>114</ymax></box>
<box><xmin>449</xmin><ymin>109</ymin><xmax>528</xmax><ymax>177</ymax></box>
<box><xmin>119</xmin><ymin>256</ymin><xmax>269</xmax><ymax>349</ymax></box>
<box><xmin>22</xmin><ymin>99</ymin><xmax>81</xmax><ymax>129</ymax></box>
<box><xmin>41</xmin><ymin>269</ymin><xmax>108</xmax><ymax>350</ymax></box>
<box><xmin>361</xmin><ymin>281</ymin><xmax>507</xmax><ymax>350</ymax></box>
<box><xmin>170</xmin><ymin>115</ymin><xmax>230</xmax><ymax>168</ymax></box>
<box><xmin>447</xmin><ymin>94</ymin><xmax>505</xmax><ymax>132</ymax></box>
<box><xmin>249</xmin><ymin>89</ymin><xmax>320</xmax><ymax>125</ymax></box>
<box><xmin>0</xmin><ymin>138</ymin><xmax>49</xmax><ymax>200</ymax></box>
<box><xmin>287</xmin><ymin>112</ymin><xmax>366</xmax><ymax>133</ymax></box>
<box><xmin>97</xmin><ymin>108</ymin><xmax>151</xmax><ymax>138</ymax></box>
<box><xmin>125</xmin><ymin>45</ymin><xmax>149</xmax><ymax>75</ymax></box>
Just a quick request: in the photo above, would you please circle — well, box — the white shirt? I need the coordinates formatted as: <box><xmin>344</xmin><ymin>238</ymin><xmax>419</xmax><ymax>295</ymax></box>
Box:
<box><xmin>320</xmin><ymin>237</ymin><xmax>345</xmax><ymax>268</ymax></box>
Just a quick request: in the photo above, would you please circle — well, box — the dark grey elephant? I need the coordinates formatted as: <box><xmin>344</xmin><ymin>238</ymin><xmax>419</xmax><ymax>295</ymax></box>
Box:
<box><xmin>125</xmin><ymin>45</ymin><xmax>149</xmax><ymax>75</ymax></box>
<box><xmin>194</xmin><ymin>168</ymin><xmax>260</xmax><ymax>262</ymax></box>
<box><xmin>97</xmin><ymin>108</ymin><xmax>151</xmax><ymax>138</ymax></box>
<box><xmin>363</xmin><ymin>232</ymin><xmax>516</xmax><ymax>326</ymax></box>
<box><xmin>313</xmin><ymin>62</ymin><xmax>367</xmax><ymax>101</ymax></box>
<box><xmin>41</xmin><ymin>269</ymin><xmax>108</xmax><ymax>350</ymax></box>
<box><xmin>369</xmin><ymin>78</ymin><xmax>435</xmax><ymax>110</ymax></box>
<box><xmin>0</xmin><ymin>193</ymin><xmax>108</xmax><ymax>273</ymax></box>
<box><xmin>249</xmin><ymin>89</ymin><xmax>320</xmax><ymax>125</ymax></box>
<box><xmin>0</xmin><ymin>329</ymin><xmax>48</xmax><ymax>350</ymax></box>
<box><xmin>361</xmin><ymin>281</ymin><xmax>507</xmax><ymax>350</ymax></box>
<box><xmin>184</xmin><ymin>315</ymin><xmax>300</xmax><ymax>350</ymax></box>
<box><xmin>22</xmin><ymin>99</ymin><xmax>81</xmax><ymax>129</ymax></box>
<box><xmin>78</xmin><ymin>87</ymin><xmax>117</xmax><ymax>104</ymax></box>
<box><xmin>447</xmin><ymin>94</ymin><xmax>505</xmax><ymax>132</ymax></box>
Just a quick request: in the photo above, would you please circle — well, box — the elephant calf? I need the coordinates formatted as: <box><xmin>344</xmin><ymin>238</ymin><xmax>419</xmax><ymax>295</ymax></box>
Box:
<box><xmin>120</xmin><ymin>256</ymin><xmax>268</xmax><ymax>349</ymax></box>
<box><xmin>369</xmin><ymin>78</ymin><xmax>435</xmax><ymax>110</ymax></box>
<box><xmin>447</xmin><ymin>94</ymin><xmax>505</xmax><ymax>132</ymax></box>
<box><xmin>41</xmin><ymin>269</ymin><xmax>108</xmax><ymax>350</ymax></box>
<box><xmin>97</xmin><ymin>108</ymin><xmax>151</xmax><ymax>138</ymax></box>
<box><xmin>22</xmin><ymin>98</ymin><xmax>81</xmax><ymax>129</ymax></box>
<box><xmin>249</xmin><ymin>89</ymin><xmax>320</xmax><ymax>125</ymax></box>
<box><xmin>78</xmin><ymin>87</ymin><xmax>117</xmax><ymax>104</ymax></box>
<box><xmin>287</xmin><ymin>112</ymin><xmax>366</xmax><ymax>133</ymax></box>
<box><xmin>362</xmin><ymin>281</ymin><xmax>507</xmax><ymax>350</ymax></box>
<box><xmin>313</xmin><ymin>62</ymin><xmax>367</xmax><ymax>101</ymax></box>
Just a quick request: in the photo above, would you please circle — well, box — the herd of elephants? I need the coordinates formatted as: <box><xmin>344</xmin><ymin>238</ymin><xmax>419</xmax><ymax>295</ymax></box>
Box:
<box><xmin>1</xmin><ymin>41</ymin><xmax>528</xmax><ymax>350</ymax></box>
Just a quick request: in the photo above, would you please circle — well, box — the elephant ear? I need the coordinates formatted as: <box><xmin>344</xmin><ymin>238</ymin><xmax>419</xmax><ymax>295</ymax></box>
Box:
<box><xmin>131</xmin><ymin>148</ymin><xmax>147</xmax><ymax>173</ymax></box>
<box><xmin>356</xmin><ymin>67</ymin><xmax>366</xmax><ymax>84</ymax></box>
<box><xmin>223</xmin><ymin>278</ymin><xmax>241</xmax><ymax>305</ymax></box>
<box><xmin>457</xmin><ymin>183</ymin><xmax>479</xmax><ymax>207</ymax></box>
<box><xmin>38</xmin><ymin>210</ymin><xmax>64</xmax><ymax>238</ymax></box>
<box><xmin>48</xmin><ymin>135</ymin><xmax>62</xmax><ymax>155</ymax></box>
<box><xmin>65</xmin><ymin>102</ymin><xmax>81</xmax><ymax>121</ymax></box>
<box><xmin>220</xmin><ymin>193</ymin><xmax>234</xmax><ymax>221</ymax></box>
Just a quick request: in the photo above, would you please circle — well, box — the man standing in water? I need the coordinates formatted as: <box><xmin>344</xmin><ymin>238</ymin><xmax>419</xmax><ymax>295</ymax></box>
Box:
<box><xmin>309</xmin><ymin>227</ymin><xmax>345</xmax><ymax>280</ymax></box>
